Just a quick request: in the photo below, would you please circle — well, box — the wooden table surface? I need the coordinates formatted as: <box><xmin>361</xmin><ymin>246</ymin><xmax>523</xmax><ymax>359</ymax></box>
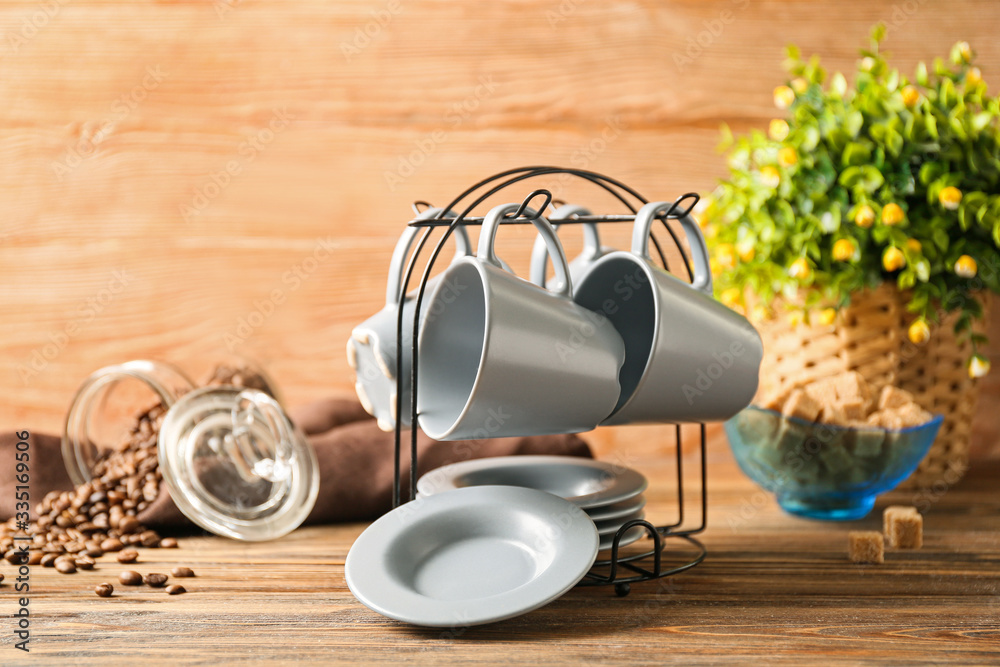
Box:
<box><xmin>3</xmin><ymin>431</ymin><xmax>999</xmax><ymax>666</ymax></box>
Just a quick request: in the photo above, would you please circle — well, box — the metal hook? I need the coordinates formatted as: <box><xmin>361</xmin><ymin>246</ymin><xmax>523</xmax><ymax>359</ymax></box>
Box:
<box><xmin>411</xmin><ymin>200</ymin><xmax>433</xmax><ymax>215</ymax></box>
<box><xmin>510</xmin><ymin>189</ymin><xmax>552</xmax><ymax>220</ymax></box>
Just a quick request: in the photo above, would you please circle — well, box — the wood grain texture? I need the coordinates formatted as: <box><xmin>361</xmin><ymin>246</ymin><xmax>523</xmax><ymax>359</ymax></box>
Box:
<box><xmin>1</xmin><ymin>437</ymin><xmax>997</xmax><ymax>665</ymax></box>
<box><xmin>1</xmin><ymin>0</ymin><xmax>999</xmax><ymax>460</ymax></box>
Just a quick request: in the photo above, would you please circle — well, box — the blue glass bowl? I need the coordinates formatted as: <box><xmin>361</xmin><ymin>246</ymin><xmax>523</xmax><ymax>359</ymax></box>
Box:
<box><xmin>724</xmin><ymin>406</ymin><xmax>943</xmax><ymax>521</ymax></box>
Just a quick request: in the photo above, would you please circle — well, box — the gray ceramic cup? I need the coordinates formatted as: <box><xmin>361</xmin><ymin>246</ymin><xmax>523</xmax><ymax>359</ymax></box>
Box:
<box><xmin>573</xmin><ymin>201</ymin><xmax>763</xmax><ymax>424</ymax></box>
<box><xmin>417</xmin><ymin>203</ymin><xmax>627</xmax><ymax>441</ymax></box>
<box><xmin>348</xmin><ymin>208</ymin><xmax>471</xmax><ymax>431</ymax></box>
<box><xmin>528</xmin><ymin>204</ymin><xmax>614</xmax><ymax>291</ymax></box>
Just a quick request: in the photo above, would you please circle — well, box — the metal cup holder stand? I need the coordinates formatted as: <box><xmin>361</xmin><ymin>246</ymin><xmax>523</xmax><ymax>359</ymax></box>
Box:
<box><xmin>390</xmin><ymin>166</ymin><xmax>708</xmax><ymax>596</ymax></box>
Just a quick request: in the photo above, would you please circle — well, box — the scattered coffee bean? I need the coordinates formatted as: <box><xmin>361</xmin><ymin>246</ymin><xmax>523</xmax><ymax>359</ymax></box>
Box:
<box><xmin>140</xmin><ymin>531</ymin><xmax>160</xmax><ymax>548</ymax></box>
<box><xmin>144</xmin><ymin>573</ymin><xmax>168</xmax><ymax>588</ymax></box>
<box><xmin>118</xmin><ymin>571</ymin><xmax>143</xmax><ymax>586</ymax></box>
<box><xmin>27</xmin><ymin>551</ymin><xmax>43</xmax><ymax>565</ymax></box>
<box><xmin>84</xmin><ymin>541</ymin><xmax>104</xmax><ymax>558</ymax></box>
<box><xmin>0</xmin><ymin>572</ymin><xmax>4</xmax><ymax>583</ymax></box>
<box><xmin>4</xmin><ymin>550</ymin><xmax>22</xmax><ymax>564</ymax></box>
<box><xmin>160</xmin><ymin>538</ymin><xmax>178</xmax><ymax>549</ymax></box>
<box><xmin>41</xmin><ymin>553</ymin><xmax>58</xmax><ymax>567</ymax></box>
<box><xmin>117</xmin><ymin>549</ymin><xmax>139</xmax><ymax>564</ymax></box>
<box><xmin>100</xmin><ymin>537</ymin><xmax>123</xmax><ymax>552</ymax></box>
<box><xmin>165</xmin><ymin>584</ymin><xmax>186</xmax><ymax>595</ymax></box>
<box><xmin>75</xmin><ymin>555</ymin><xmax>96</xmax><ymax>570</ymax></box>
<box><xmin>118</xmin><ymin>516</ymin><xmax>141</xmax><ymax>535</ymax></box>
<box><xmin>55</xmin><ymin>559</ymin><xmax>77</xmax><ymax>574</ymax></box>
<box><xmin>171</xmin><ymin>566</ymin><xmax>194</xmax><ymax>578</ymax></box>
<box><xmin>95</xmin><ymin>583</ymin><xmax>114</xmax><ymax>598</ymax></box>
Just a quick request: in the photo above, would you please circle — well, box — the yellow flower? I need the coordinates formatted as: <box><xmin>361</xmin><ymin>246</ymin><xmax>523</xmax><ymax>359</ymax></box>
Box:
<box><xmin>832</xmin><ymin>238</ymin><xmax>857</xmax><ymax>262</ymax></box>
<box><xmin>883</xmin><ymin>247</ymin><xmax>906</xmax><ymax>272</ymax></box>
<box><xmin>737</xmin><ymin>243</ymin><xmax>756</xmax><ymax>262</ymax></box>
<box><xmin>966</xmin><ymin>67</ymin><xmax>983</xmax><ymax>87</ymax></box>
<box><xmin>769</xmin><ymin>119</ymin><xmax>790</xmax><ymax>141</ymax></box>
<box><xmin>861</xmin><ymin>56</ymin><xmax>876</xmax><ymax>72</ymax></box>
<box><xmin>720</xmin><ymin>287</ymin><xmax>743</xmax><ymax>308</ymax></box>
<box><xmin>791</xmin><ymin>78</ymin><xmax>809</xmax><ymax>93</ymax></box>
<box><xmin>955</xmin><ymin>255</ymin><xmax>978</xmax><ymax>278</ymax></box>
<box><xmin>881</xmin><ymin>203</ymin><xmax>905</xmax><ymax>226</ymax></box>
<box><xmin>969</xmin><ymin>354</ymin><xmax>991</xmax><ymax>379</ymax></box>
<box><xmin>939</xmin><ymin>186</ymin><xmax>963</xmax><ymax>210</ymax></box>
<box><xmin>818</xmin><ymin>308</ymin><xmax>837</xmax><ymax>326</ymax></box>
<box><xmin>710</xmin><ymin>258</ymin><xmax>722</xmax><ymax>276</ymax></box>
<box><xmin>789</xmin><ymin>257</ymin><xmax>812</xmax><ymax>280</ymax></box>
<box><xmin>787</xmin><ymin>311</ymin><xmax>804</xmax><ymax>328</ymax></box>
<box><xmin>773</xmin><ymin>85</ymin><xmax>795</xmax><ymax>109</ymax></box>
<box><xmin>855</xmin><ymin>204</ymin><xmax>876</xmax><ymax>228</ymax></box>
<box><xmin>908</xmin><ymin>319</ymin><xmax>931</xmax><ymax>345</ymax></box>
<box><xmin>778</xmin><ymin>147</ymin><xmax>798</xmax><ymax>167</ymax></box>
<box><xmin>750</xmin><ymin>304</ymin><xmax>772</xmax><ymax>323</ymax></box>
<box><xmin>715</xmin><ymin>243</ymin><xmax>737</xmax><ymax>270</ymax></box>
<box><xmin>901</xmin><ymin>85</ymin><xmax>921</xmax><ymax>108</ymax></box>
<box><xmin>760</xmin><ymin>165</ymin><xmax>781</xmax><ymax>188</ymax></box>
<box><xmin>906</xmin><ymin>238</ymin><xmax>923</xmax><ymax>253</ymax></box>
<box><xmin>956</xmin><ymin>41</ymin><xmax>973</xmax><ymax>63</ymax></box>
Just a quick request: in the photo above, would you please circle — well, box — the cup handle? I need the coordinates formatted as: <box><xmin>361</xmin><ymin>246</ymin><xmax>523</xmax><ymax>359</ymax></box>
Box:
<box><xmin>631</xmin><ymin>201</ymin><xmax>713</xmax><ymax>295</ymax></box>
<box><xmin>528</xmin><ymin>205</ymin><xmax>603</xmax><ymax>288</ymax></box>
<box><xmin>385</xmin><ymin>207</ymin><xmax>472</xmax><ymax>306</ymax></box>
<box><xmin>480</xmin><ymin>203</ymin><xmax>573</xmax><ymax>299</ymax></box>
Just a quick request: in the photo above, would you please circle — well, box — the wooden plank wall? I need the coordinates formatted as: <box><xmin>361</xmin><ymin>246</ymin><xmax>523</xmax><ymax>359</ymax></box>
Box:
<box><xmin>1</xmin><ymin>0</ymin><xmax>998</xmax><ymax>458</ymax></box>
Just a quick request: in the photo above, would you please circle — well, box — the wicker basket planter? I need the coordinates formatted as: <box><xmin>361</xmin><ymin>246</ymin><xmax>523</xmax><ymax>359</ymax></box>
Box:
<box><xmin>754</xmin><ymin>284</ymin><xmax>988</xmax><ymax>489</ymax></box>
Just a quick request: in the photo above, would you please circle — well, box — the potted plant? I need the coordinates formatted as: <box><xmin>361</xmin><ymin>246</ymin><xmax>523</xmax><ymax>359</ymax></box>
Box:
<box><xmin>702</xmin><ymin>25</ymin><xmax>1000</xmax><ymax>486</ymax></box>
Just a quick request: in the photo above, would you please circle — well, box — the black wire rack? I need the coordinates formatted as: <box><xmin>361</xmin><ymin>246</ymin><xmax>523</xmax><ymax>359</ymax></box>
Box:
<box><xmin>390</xmin><ymin>166</ymin><xmax>708</xmax><ymax>596</ymax></box>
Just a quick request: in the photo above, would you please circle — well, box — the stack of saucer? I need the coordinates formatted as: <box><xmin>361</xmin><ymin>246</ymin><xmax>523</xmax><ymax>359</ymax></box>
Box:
<box><xmin>416</xmin><ymin>455</ymin><xmax>649</xmax><ymax>550</ymax></box>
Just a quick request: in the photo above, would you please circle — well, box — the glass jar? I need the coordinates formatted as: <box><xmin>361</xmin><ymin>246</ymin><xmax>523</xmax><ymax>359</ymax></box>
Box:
<box><xmin>62</xmin><ymin>359</ymin><xmax>319</xmax><ymax>541</ymax></box>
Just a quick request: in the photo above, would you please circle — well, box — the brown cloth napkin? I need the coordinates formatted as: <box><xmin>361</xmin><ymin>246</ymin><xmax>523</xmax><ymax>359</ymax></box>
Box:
<box><xmin>0</xmin><ymin>397</ymin><xmax>592</xmax><ymax>527</ymax></box>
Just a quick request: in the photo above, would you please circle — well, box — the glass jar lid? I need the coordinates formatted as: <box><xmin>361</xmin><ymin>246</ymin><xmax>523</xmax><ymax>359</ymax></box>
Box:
<box><xmin>157</xmin><ymin>387</ymin><xmax>319</xmax><ymax>541</ymax></box>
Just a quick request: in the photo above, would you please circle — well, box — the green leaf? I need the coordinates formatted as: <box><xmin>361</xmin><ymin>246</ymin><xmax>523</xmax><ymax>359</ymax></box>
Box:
<box><xmin>933</xmin><ymin>227</ymin><xmax>950</xmax><ymax>251</ymax></box>
<box><xmin>846</xmin><ymin>110</ymin><xmax>864</xmax><ymax>138</ymax></box>
<box><xmin>830</xmin><ymin>72</ymin><xmax>848</xmax><ymax>98</ymax></box>
<box><xmin>842</xmin><ymin>142</ymin><xmax>872</xmax><ymax>166</ymax></box>
<box><xmin>914</xmin><ymin>259</ymin><xmax>931</xmax><ymax>282</ymax></box>
<box><xmin>925</xmin><ymin>114</ymin><xmax>938</xmax><ymax>139</ymax></box>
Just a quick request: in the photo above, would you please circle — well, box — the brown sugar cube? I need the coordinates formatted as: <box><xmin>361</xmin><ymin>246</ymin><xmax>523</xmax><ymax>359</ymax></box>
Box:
<box><xmin>839</xmin><ymin>400</ymin><xmax>867</xmax><ymax>422</ymax></box>
<box><xmin>878</xmin><ymin>385</ymin><xmax>915</xmax><ymax>411</ymax></box>
<box><xmin>833</xmin><ymin>371</ymin><xmax>872</xmax><ymax>405</ymax></box>
<box><xmin>895</xmin><ymin>403</ymin><xmax>932</xmax><ymax>428</ymax></box>
<box><xmin>804</xmin><ymin>377</ymin><xmax>839</xmax><ymax>407</ymax></box>
<box><xmin>757</xmin><ymin>388</ymin><xmax>788</xmax><ymax>412</ymax></box>
<box><xmin>782</xmin><ymin>389</ymin><xmax>822</xmax><ymax>422</ymax></box>
<box><xmin>884</xmin><ymin>506</ymin><xmax>922</xmax><ymax>549</ymax></box>
<box><xmin>869</xmin><ymin>409</ymin><xmax>905</xmax><ymax>430</ymax></box>
<box><xmin>817</xmin><ymin>402</ymin><xmax>848</xmax><ymax>426</ymax></box>
<box><xmin>848</xmin><ymin>531</ymin><xmax>884</xmax><ymax>564</ymax></box>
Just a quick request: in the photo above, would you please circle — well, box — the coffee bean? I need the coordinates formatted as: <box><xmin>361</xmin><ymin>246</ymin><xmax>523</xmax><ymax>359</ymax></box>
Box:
<box><xmin>165</xmin><ymin>584</ymin><xmax>186</xmax><ymax>595</ymax></box>
<box><xmin>140</xmin><ymin>531</ymin><xmax>160</xmax><ymax>548</ymax></box>
<box><xmin>117</xmin><ymin>549</ymin><xmax>139</xmax><ymax>564</ymax></box>
<box><xmin>170</xmin><ymin>566</ymin><xmax>194</xmax><ymax>578</ymax></box>
<box><xmin>118</xmin><ymin>571</ymin><xmax>143</xmax><ymax>586</ymax></box>
<box><xmin>160</xmin><ymin>538</ymin><xmax>178</xmax><ymax>549</ymax></box>
<box><xmin>0</xmin><ymin>572</ymin><xmax>4</xmax><ymax>583</ymax></box>
<box><xmin>42</xmin><ymin>543</ymin><xmax>65</xmax><ymax>554</ymax></box>
<box><xmin>100</xmin><ymin>538</ymin><xmax>123</xmax><ymax>552</ymax></box>
<box><xmin>64</xmin><ymin>541</ymin><xmax>85</xmax><ymax>554</ymax></box>
<box><xmin>75</xmin><ymin>555</ymin><xmax>96</xmax><ymax>570</ymax></box>
<box><xmin>55</xmin><ymin>559</ymin><xmax>77</xmax><ymax>574</ymax></box>
<box><xmin>27</xmin><ymin>551</ymin><xmax>43</xmax><ymax>565</ymax></box>
<box><xmin>95</xmin><ymin>583</ymin><xmax>114</xmax><ymax>598</ymax></box>
<box><xmin>4</xmin><ymin>550</ymin><xmax>23</xmax><ymax>564</ymax></box>
<box><xmin>118</xmin><ymin>516</ymin><xmax>140</xmax><ymax>535</ymax></box>
<box><xmin>143</xmin><ymin>573</ymin><xmax>168</xmax><ymax>588</ymax></box>
<box><xmin>41</xmin><ymin>553</ymin><xmax>59</xmax><ymax>567</ymax></box>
